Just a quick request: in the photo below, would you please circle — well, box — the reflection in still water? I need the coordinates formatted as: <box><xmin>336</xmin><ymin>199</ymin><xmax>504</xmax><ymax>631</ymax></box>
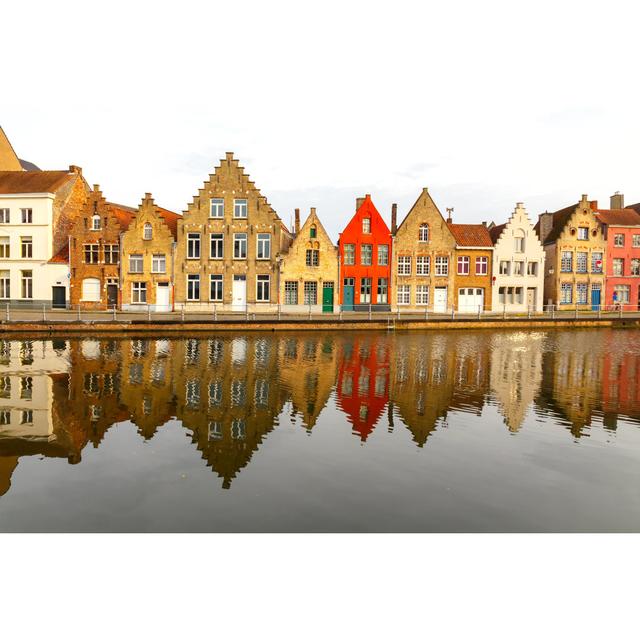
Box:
<box><xmin>1</xmin><ymin>330</ymin><xmax>640</xmax><ymax>500</ymax></box>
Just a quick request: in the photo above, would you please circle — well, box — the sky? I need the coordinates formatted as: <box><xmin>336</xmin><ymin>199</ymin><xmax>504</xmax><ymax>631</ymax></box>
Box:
<box><xmin>3</xmin><ymin>0</ymin><xmax>640</xmax><ymax>239</ymax></box>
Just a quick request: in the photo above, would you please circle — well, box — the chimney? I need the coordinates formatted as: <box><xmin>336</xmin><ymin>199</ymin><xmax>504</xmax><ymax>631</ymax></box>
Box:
<box><xmin>69</xmin><ymin>165</ymin><xmax>82</xmax><ymax>175</ymax></box>
<box><xmin>589</xmin><ymin>200</ymin><xmax>598</xmax><ymax>211</ymax></box>
<box><xmin>294</xmin><ymin>208</ymin><xmax>300</xmax><ymax>235</ymax></box>
<box><xmin>446</xmin><ymin>207</ymin><xmax>454</xmax><ymax>224</ymax></box>
<box><xmin>610</xmin><ymin>192</ymin><xmax>624</xmax><ymax>209</ymax></box>
<box><xmin>356</xmin><ymin>197</ymin><xmax>365</xmax><ymax>211</ymax></box>
<box><xmin>537</xmin><ymin>211</ymin><xmax>554</xmax><ymax>243</ymax></box>
<box><xmin>482</xmin><ymin>221</ymin><xmax>487</xmax><ymax>227</ymax></box>
<box><xmin>310</xmin><ymin>207</ymin><xmax>316</xmax><ymax>217</ymax></box>
<box><xmin>391</xmin><ymin>203</ymin><xmax>397</xmax><ymax>235</ymax></box>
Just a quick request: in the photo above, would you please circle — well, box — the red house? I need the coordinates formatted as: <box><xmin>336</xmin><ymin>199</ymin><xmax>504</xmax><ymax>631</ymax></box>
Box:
<box><xmin>338</xmin><ymin>195</ymin><xmax>392</xmax><ymax>310</ymax></box>
<box><xmin>593</xmin><ymin>194</ymin><xmax>640</xmax><ymax>310</ymax></box>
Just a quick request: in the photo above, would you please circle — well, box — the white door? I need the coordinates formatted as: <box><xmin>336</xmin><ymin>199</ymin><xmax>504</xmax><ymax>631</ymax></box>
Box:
<box><xmin>155</xmin><ymin>283</ymin><xmax>171</xmax><ymax>311</ymax></box>
<box><xmin>458</xmin><ymin>287</ymin><xmax>484</xmax><ymax>313</ymax></box>
<box><xmin>434</xmin><ymin>287</ymin><xmax>447</xmax><ymax>312</ymax></box>
<box><xmin>232</xmin><ymin>275</ymin><xmax>247</xmax><ymax>310</ymax></box>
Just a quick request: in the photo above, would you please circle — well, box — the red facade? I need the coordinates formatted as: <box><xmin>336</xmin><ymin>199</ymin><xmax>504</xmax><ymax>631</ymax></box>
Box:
<box><xmin>595</xmin><ymin>206</ymin><xmax>640</xmax><ymax>309</ymax></box>
<box><xmin>338</xmin><ymin>195</ymin><xmax>392</xmax><ymax>310</ymax></box>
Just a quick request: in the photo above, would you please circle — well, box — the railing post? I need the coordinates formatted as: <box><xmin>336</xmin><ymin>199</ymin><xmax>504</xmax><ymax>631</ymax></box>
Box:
<box><xmin>478</xmin><ymin>304</ymin><xmax>481</xmax><ymax>320</ymax></box>
<box><xmin>425</xmin><ymin>306</ymin><xmax>428</xmax><ymax>321</ymax></box>
<box><xmin>619</xmin><ymin>304</ymin><xmax>623</xmax><ymax>319</ymax></box>
<box><xmin>598</xmin><ymin>304</ymin><xmax>601</xmax><ymax>319</ymax></box>
<box><xmin>503</xmin><ymin>303</ymin><xmax>506</xmax><ymax>320</ymax></box>
<box><xmin>214</xmin><ymin>303</ymin><xmax>217</xmax><ymax>321</ymax></box>
<box><xmin>181</xmin><ymin>304</ymin><xmax>185</xmax><ymax>322</ymax></box>
<box><xmin>574</xmin><ymin>306</ymin><xmax>578</xmax><ymax>319</ymax></box>
<box><xmin>339</xmin><ymin>309</ymin><xmax>343</xmax><ymax>321</ymax></box>
<box><xmin>42</xmin><ymin>304</ymin><xmax>46</xmax><ymax>322</ymax></box>
<box><xmin>147</xmin><ymin>305</ymin><xmax>151</xmax><ymax>321</ymax></box>
<box><xmin>246</xmin><ymin>304</ymin><xmax>249</xmax><ymax>321</ymax></box>
<box><xmin>77</xmin><ymin>305</ymin><xmax>81</xmax><ymax>321</ymax></box>
<box><xmin>277</xmin><ymin>303</ymin><xmax>281</xmax><ymax>320</ymax></box>
<box><xmin>113</xmin><ymin>305</ymin><xmax>117</xmax><ymax>321</ymax></box>
<box><xmin>527</xmin><ymin>305</ymin><xmax>531</xmax><ymax>319</ymax></box>
<box><xmin>5</xmin><ymin>304</ymin><xmax>8</xmax><ymax>322</ymax></box>
<box><xmin>397</xmin><ymin>307</ymin><xmax>400</xmax><ymax>319</ymax></box>
<box><xmin>451</xmin><ymin>306</ymin><xmax>455</xmax><ymax>320</ymax></box>
<box><xmin>308</xmin><ymin>303</ymin><xmax>312</xmax><ymax>320</ymax></box>
<box><xmin>552</xmin><ymin>304</ymin><xmax>555</xmax><ymax>319</ymax></box>
<box><xmin>368</xmin><ymin>303</ymin><xmax>372</xmax><ymax>321</ymax></box>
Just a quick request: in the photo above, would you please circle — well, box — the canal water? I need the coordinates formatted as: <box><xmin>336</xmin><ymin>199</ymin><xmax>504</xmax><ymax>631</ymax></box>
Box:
<box><xmin>0</xmin><ymin>328</ymin><xmax>639</xmax><ymax>532</ymax></box>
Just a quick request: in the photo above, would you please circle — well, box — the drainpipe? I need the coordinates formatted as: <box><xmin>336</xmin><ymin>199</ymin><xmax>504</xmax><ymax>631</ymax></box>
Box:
<box><xmin>119</xmin><ymin>231</ymin><xmax>124</xmax><ymax>310</ymax></box>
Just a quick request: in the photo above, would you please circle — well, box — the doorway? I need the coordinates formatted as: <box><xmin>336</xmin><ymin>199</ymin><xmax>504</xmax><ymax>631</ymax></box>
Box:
<box><xmin>434</xmin><ymin>286</ymin><xmax>447</xmax><ymax>312</ymax></box>
<box><xmin>322</xmin><ymin>282</ymin><xmax>334</xmax><ymax>313</ymax></box>
<box><xmin>232</xmin><ymin>275</ymin><xmax>247</xmax><ymax>311</ymax></box>
<box><xmin>591</xmin><ymin>284</ymin><xmax>601</xmax><ymax>311</ymax></box>
<box><xmin>51</xmin><ymin>286</ymin><xmax>66</xmax><ymax>309</ymax></box>
<box><xmin>526</xmin><ymin>287</ymin><xmax>536</xmax><ymax>311</ymax></box>
<box><xmin>107</xmin><ymin>283</ymin><xmax>118</xmax><ymax>309</ymax></box>
<box><xmin>343</xmin><ymin>277</ymin><xmax>355</xmax><ymax>311</ymax></box>
<box><xmin>155</xmin><ymin>282</ymin><xmax>171</xmax><ymax>311</ymax></box>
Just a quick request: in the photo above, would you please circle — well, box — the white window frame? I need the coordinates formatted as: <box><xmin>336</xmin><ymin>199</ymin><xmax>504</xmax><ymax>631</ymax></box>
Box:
<box><xmin>344</xmin><ymin>244</ymin><xmax>355</xmax><ymax>265</ymax></box>
<box><xmin>0</xmin><ymin>209</ymin><xmax>9</xmax><ymax>224</ymax></box>
<box><xmin>435</xmin><ymin>256</ymin><xmax>448</xmax><ymax>276</ymax></box>
<box><xmin>21</xmin><ymin>208</ymin><xmax>33</xmax><ymax>224</ymax></box>
<box><xmin>129</xmin><ymin>254</ymin><xmax>143</xmax><ymax>273</ymax></box>
<box><xmin>256</xmin><ymin>274</ymin><xmax>270</xmax><ymax>302</ymax></box>
<box><xmin>397</xmin><ymin>284</ymin><xmax>410</xmax><ymax>305</ymax></box>
<box><xmin>257</xmin><ymin>233</ymin><xmax>271</xmax><ymax>260</ymax></box>
<box><xmin>457</xmin><ymin>255</ymin><xmax>470</xmax><ymax>275</ymax></box>
<box><xmin>284</xmin><ymin>281</ymin><xmax>298</xmax><ymax>305</ymax></box>
<box><xmin>0</xmin><ymin>237</ymin><xmax>10</xmax><ymax>258</ymax></box>
<box><xmin>0</xmin><ymin>271</ymin><xmax>9</xmax><ymax>299</ymax></box>
<box><xmin>577</xmin><ymin>227</ymin><xmax>589</xmax><ymax>240</ymax></box>
<box><xmin>81</xmin><ymin>278</ymin><xmax>101</xmax><ymax>302</ymax></box>
<box><xmin>21</xmin><ymin>236</ymin><xmax>33</xmax><ymax>259</ymax></box>
<box><xmin>303</xmin><ymin>281</ymin><xmax>318</xmax><ymax>305</ymax></box>
<box><xmin>132</xmin><ymin>282</ymin><xmax>147</xmax><ymax>304</ymax></box>
<box><xmin>187</xmin><ymin>274</ymin><xmax>200</xmax><ymax>301</ymax></box>
<box><xmin>377</xmin><ymin>244</ymin><xmax>388</xmax><ymax>266</ymax></box>
<box><xmin>416</xmin><ymin>284</ymin><xmax>429</xmax><ymax>305</ymax></box>
<box><xmin>233</xmin><ymin>233</ymin><xmax>247</xmax><ymax>259</ymax></box>
<box><xmin>210</xmin><ymin>274</ymin><xmax>223</xmax><ymax>301</ymax></box>
<box><xmin>398</xmin><ymin>255</ymin><xmax>411</xmax><ymax>275</ymax></box>
<box><xmin>419</xmin><ymin>224</ymin><xmax>429</xmax><ymax>242</ymax></box>
<box><xmin>151</xmin><ymin>254</ymin><xmax>166</xmax><ymax>273</ymax></box>
<box><xmin>210</xmin><ymin>233</ymin><xmax>224</xmax><ymax>259</ymax></box>
<box><xmin>187</xmin><ymin>233</ymin><xmax>201</xmax><ymax>259</ymax></box>
<box><xmin>143</xmin><ymin>222</ymin><xmax>153</xmax><ymax>240</ymax></box>
<box><xmin>362</xmin><ymin>218</ymin><xmax>371</xmax><ymax>234</ymax></box>
<box><xmin>416</xmin><ymin>255</ymin><xmax>430</xmax><ymax>275</ymax></box>
<box><xmin>361</xmin><ymin>244</ymin><xmax>372</xmax><ymax>266</ymax></box>
<box><xmin>476</xmin><ymin>256</ymin><xmax>488</xmax><ymax>275</ymax></box>
<box><xmin>234</xmin><ymin>198</ymin><xmax>248</xmax><ymax>219</ymax></box>
<box><xmin>210</xmin><ymin>198</ymin><xmax>224</xmax><ymax>218</ymax></box>
<box><xmin>92</xmin><ymin>214</ymin><xmax>101</xmax><ymax>230</ymax></box>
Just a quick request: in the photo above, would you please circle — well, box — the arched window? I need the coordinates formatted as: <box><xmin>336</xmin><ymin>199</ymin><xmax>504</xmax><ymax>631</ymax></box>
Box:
<box><xmin>419</xmin><ymin>224</ymin><xmax>429</xmax><ymax>242</ymax></box>
<box><xmin>310</xmin><ymin>225</ymin><xmax>317</xmax><ymax>239</ymax></box>
<box><xmin>82</xmin><ymin>277</ymin><xmax>101</xmax><ymax>302</ymax></box>
<box><xmin>91</xmin><ymin>214</ymin><xmax>101</xmax><ymax>230</ymax></box>
<box><xmin>143</xmin><ymin>222</ymin><xmax>153</xmax><ymax>240</ymax></box>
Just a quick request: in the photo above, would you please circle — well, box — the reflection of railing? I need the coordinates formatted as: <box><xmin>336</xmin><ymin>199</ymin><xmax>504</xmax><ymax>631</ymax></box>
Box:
<box><xmin>2</xmin><ymin>301</ymin><xmax>640</xmax><ymax>324</ymax></box>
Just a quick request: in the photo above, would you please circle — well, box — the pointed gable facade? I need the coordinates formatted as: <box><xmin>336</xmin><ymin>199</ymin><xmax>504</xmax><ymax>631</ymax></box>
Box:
<box><xmin>392</xmin><ymin>187</ymin><xmax>457</xmax><ymax>312</ymax></box>
<box><xmin>338</xmin><ymin>194</ymin><xmax>391</xmax><ymax>311</ymax></box>
<box><xmin>279</xmin><ymin>207</ymin><xmax>339</xmax><ymax>312</ymax></box>
<box><xmin>175</xmin><ymin>152</ymin><xmax>292</xmax><ymax>310</ymax></box>
<box><xmin>489</xmin><ymin>202</ymin><xmax>545</xmax><ymax>312</ymax></box>
<box><xmin>0</xmin><ymin>127</ymin><xmax>22</xmax><ymax>171</ymax></box>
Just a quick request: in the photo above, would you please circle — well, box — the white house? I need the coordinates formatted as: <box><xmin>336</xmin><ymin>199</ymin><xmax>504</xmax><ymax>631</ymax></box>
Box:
<box><xmin>489</xmin><ymin>203</ymin><xmax>545</xmax><ymax>313</ymax></box>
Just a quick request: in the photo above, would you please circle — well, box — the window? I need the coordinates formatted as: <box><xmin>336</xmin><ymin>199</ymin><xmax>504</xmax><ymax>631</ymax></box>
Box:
<box><xmin>187</xmin><ymin>274</ymin><xmax>200</xmax><ymax>301</ymax></box>
<box><xmin>614</xmin><ymin>284</ymin><xmax>631</xmax><ymax>304</ymax></box>
<box><xmin>576</xmin><ymin>252</ymin><xmax>587</xmax><ymax>273</ymax></box>
<box><xmin>256</xmin><ymin>274</ymin><xmax>270</xmax><ymax>302</ymax></box>
<box><xmin>398</xmin><ymin>255</ymin><xmax>411</xmax><ymax>275</ymax></box>
<box><xmin>210</xmin><ymin>198</ymin><xmax>224</xmax><ymax>218</ymax></box>
<box><xmin>361</xmin><ymin>244</ymin><xmax>372</xmax><ymax>265</ymax></box>
<box><xmin>82</xmin><ymin>278</ymin><xmax>101</xmax><ymax>301</ymax></box>
<box><xmin>614</xmin><ymin>234</ymin><xmax>625</xmax><ymax>247</ymax></box>
<box><xmin>84</xmin><ymin>244</ymin><xmax>99</xmax><ymax>264</ymax></box>
<box><xmin>397</xmin><ymin>284</ymin><xmax>410</xmax><ymax>305</ymax></box>
<box><xmin>129</xmin><ymin>254</ymin><xmax>143</xmax><ymax>273</ymax></box>
<box><xmin>305</xmin><ymin>249</ymin><xmax>319</xmax><ymax>266</ymax></box>
<box><xmin>577</xmin><ymin>227</ymin><xmax>589</xmax><ymax>240</ymax></box>
<box><xmin>344</xmin><ymin>244</ymin><xmax>355</xmax><ymax>265</ymax></box>
<box><xmin>591</xmin><ymin>252</ymin><xmax>603</xmax><ymax>273</ymax></box>
<box><xmin>560</xmin><ymin>283</ymin><xmax>572</xmax><ymax>304</ymax></box>
<box><xmin>21</xmin><ymin>208</ymin><xmax>32</xmax><ymax>224</ymax></box>
<box><xmin>0</xmin><ymin>209</ymin><xmax>9</xmax><ymax>224</ymax></box>
<box><xmin>476</xmin><ymin>256</ymin><xmax>488</xmax><ymax>275</ymax></box>
<box><xmin>21</xmin><ymin>410</ymin><xmax>33</xmax><ymax>424</ymax></box>
<box><xmin>309</xmin><ymin>225</ymin><xmax>317</xmax><ymax>239</ymax></box>
<box><xmin>576</xmin><ymin>282</ymin><xmax>588</xmax><ymax>304</ymax></box>
<box><xmin>303</xmin><ymin>281</ymin><xmax>317</xmax><ymax>305</ymax></box>
<box><xmin>514</xmin><ymin>234</ymin><xmax>525</xmax><ymax>253</ymax></box>
<box><xmin>416</xmin><ymin>285</ymin><xmax>429</xmax><ymax>305</ymax></box>
<box><xmin>143</xmin><ymin>222</ymin><xmax>153</xmax><ymax>240</ymax></box>
<box><xmin>435</xmin><ymin>256</ymin><xmax>449</xmax><ymax>276</ymax></box>
<box><xmin>416</xmin><ymin>256</ymin><xmax>430</xmax><ymax>275</ymax></box>
<box><xmin>377</xmin><ymin>278</ymin><xmax>388</xmax><ymax>303</ymax></box>
<box><xmin>208</xmin><ymin>422</ymin><xmax>223</xmax><ymax>441</ymax></box>
<box><xmin>91</xmin><ymin>214</ymin><xmax>101</xmax><ymax>230</ymax></box>
<box><xmin>419</xmin><ymin>224</ymin><xmax>429</xmax><ymax>242</ymax></box>
<box><xmin>0</xmin><ymin>376</ymin><xmax>10</xmax><ymax>398</ymax></box>
<box><xmin>633</xmin><ymin>234</ymin><xmax>640</xmax><ymax>248</ymax></box>
<box><xmin>362</xmin><ymin>218</ymin><xmax>371</xmax><ymax>234</ymax></box>
<box><xmin>561</xmin><ymin>251</ymin><xmax>572</xmax><ymax>272</ymax></box>
<box><xmin>187</xmin><ymin>233</ymin><xmax>200</xmax><ymax>259</ymax></box>
<box><xmin>377</xmin><ymin>244</ymin><xmax>388</xmax><ymax>265</ymax></box>
<box><xmin>231</xmin><ymin>419</ymin><xmax>246</xmax><ymax>440</ymax></box>
<box><xmin>513</xmin><ymin>261</ymin><xmax>523</xmax><ymax>276</ymax></box>
<box><xmin>234</xmin><ymin>198</ymin><xmax>248</xmax><ymax>218</ymax></box>
<box><xmin>209</xmin><ymin>274</ymin><xmax>223</xmax><ymax>301</ymax></box>
<box><xmin>233</xmin><ymin>233</ymin><xmax>247</xmax><ymax>259</ymax></box>
<box><xmin>210</xmin><ymin>233</ymin><xmax>223</xmax><ymax>259</ymax></box>
<box><xmin>0</xmin><ymin>237</ymin><xmax>9</xmax><ymax>258</ymax></box>
<box><xmin>152</xmin><ymin>254</ymin><xmax>166</xmax><ymax>273</ymax></box>
<box><xmin>0</xmin><ymin>271</ymin><xmax>9</xmax><ymax>298</ymax></box>
<box><xmin>21</xmin><ymin>270</ymin><xmax>32</xmax><ymax>299</ymax></box>
<box><xmin>613</xmin><ymin>258</ymin><xmax>624</xmax><ymax>276</ymax></box>
<box><xmin>284</xmin><ymin>281</ymin><xmax>298</xmax><ymax>305</ymax></box>
<box><xmin>631</xmin><ymin>258</ymin><xmax>640</xmax><ymax>276</ymax></box>
<box><xmin>0</xmin><ymin>410</ymin><xmax>10</xmax><ymax>425</ymax></box>
<box><xmin>360</xmin><ymin>277</ymin><xmax>371</xmax><ymax>303</ymax></box>
<box><xmin>499</xmin><ymin>261</ymin><xmax>509</xmax><ymax>275</ymax></box>
<box><xmin>21</xmin><ymin>236</ymin><xmax>32</xmax><ymax>258</ymax></box>
<box><xmin>132</xmin><ymin>282</ymin><xmax>147</xmax><ymax>303</ymax></box>
<box><xmin>104</xmin><ymin>244</ymin><xmax>119</xmax><ymax>264</ymax></box>
<box><xmin>257</xmin><ymin>233</ymin><xmax>271</xmax><ymax>259</ymax></box>
<box><xmin>457</xmin><ymin>256</ymin><xmax>470</xmax><ymax>275</ymax></box>
<box><xmin>527</xmin><ymin>262</ymin><xmax>538</xmax><ymax>276</ymax></box>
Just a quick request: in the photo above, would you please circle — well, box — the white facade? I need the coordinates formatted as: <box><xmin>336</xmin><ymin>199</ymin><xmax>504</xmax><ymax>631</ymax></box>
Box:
<box><xmin>0</xmin><ymin>193</ymin><xmax>69</xmax><ymax>307</ymax></box>
<box><xmin>491</xmin><ymin>203</ymin><xmax>545</xmax><ymax>313</ymax></box>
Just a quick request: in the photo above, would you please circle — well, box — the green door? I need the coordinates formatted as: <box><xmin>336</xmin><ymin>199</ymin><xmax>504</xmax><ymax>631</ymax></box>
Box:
<box><xmin>322</xmin><ymin>282</ymin><xmax>334</xmax><ymax>313</ymax></box>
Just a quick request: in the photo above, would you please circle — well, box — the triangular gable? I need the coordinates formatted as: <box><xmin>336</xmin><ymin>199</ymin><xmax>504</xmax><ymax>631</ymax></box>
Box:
<box><xmin>341</xmin><ymin>194</ymin><xmax>390</xmax><ymax>238</ymax></box>
<box><xmin>395</xmin><ymin>187</ymin><xmax>457</xmax><ymax>244</ymax></box>
<box><xmin>0</xmin><ymin>126</ymin><xmax>22</xmax><ymax>171</ymax></box>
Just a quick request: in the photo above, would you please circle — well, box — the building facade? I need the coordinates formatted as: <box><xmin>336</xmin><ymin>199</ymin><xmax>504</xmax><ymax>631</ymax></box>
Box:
<box><xmin>0</xmin><ymin>167</ymin><xmax>88</xmax><ymax>308</ymax></box>
<box><xmin>489</xmin><ymin>202</ymin><xmax>545</xmax><ymax>313</ymax></box>
<box><xmin>338</xmin><ymin>195</ymin><xmax>391</xmax><ymax>311</ymax></box>
<box><xmin>175</xmin><ymin>152</ymin><xmax>292</xmax><ymax>311</ymax></box>
<box><xmin>68</xmin><ymin>186</ymin><xmax>135</xmax><ymax>310</ymax></box>
<box><xmin>536</xmin><ymin>195</ymin><xmax>606</xmax><ymax>309</ymax></box>
<box><xmin>594</xmin><ymin>193</ymin><xmax>640</xmax><ymax>310</ymax></box>
<box><xmin>279</xmin><ymin>207</ymin><xmax>339</xmax><ymax>313</ymax></box>
<box><xmin>392</xmin><ymin>188</ymin><xmax>456</xmax><ymax>312</ymax></box>
<box><xmin>447</xmin><ymin>221</ymin><xmax>493</xmax><ymax>312</ymax></box>
<box><xmin>121</xmin><ymin>194</ymin><xmax>180</xmax><ymax>311</ymax></box>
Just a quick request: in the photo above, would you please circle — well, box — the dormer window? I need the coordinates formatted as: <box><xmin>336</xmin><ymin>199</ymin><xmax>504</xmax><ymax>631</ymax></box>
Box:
<box><xmin>143</xmin><ymin>223</ymin><xmax>153</xmax><ymax>240</ymax></box>
<box><xmin>419</xmin><ymin>224</ymin><xmax>429</xmax><ymax>242</ymax></box>
<box><xmin>310</xmin><ymin>225</ymin><xmax>317</xmax><ymax>239</ymax></box>
<box><xmin>362</xmin><ymin>218</ymin><xmax>371</xmax><ymax>234</ymax></box>
<box><xmin>91</xmin><ymin>214</ymin><xmax>101</xmax><ymax>230</ymax></box>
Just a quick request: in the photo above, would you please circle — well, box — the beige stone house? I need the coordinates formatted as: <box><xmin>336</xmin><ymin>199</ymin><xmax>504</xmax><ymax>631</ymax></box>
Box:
<box><xmin>279</xmin><ymin>207</ymin><xmax>339</xmax><ymax>313</ymax></box>
<box><xmin>391</xmin><ymin>188</ymin><xmax>457</xmax><ymax>312</ymax></box>
<box><xmin>121</xmin><ymin>194</ymin><xmax>180</xmax><ymax>311</ymax></box>
<box><xmin>175</xmin><ymin>152</ymin><xmax>292</xmax><ymax>311</ymax></box>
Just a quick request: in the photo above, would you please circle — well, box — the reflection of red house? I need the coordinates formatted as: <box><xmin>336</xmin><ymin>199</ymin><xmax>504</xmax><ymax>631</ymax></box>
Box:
<box><xmin>338</xmin><ymin>195</ymin><xmax>392</xmax><ymax>310</ymax></box>
<box><xmin>594</xmin><ymin>197</ymin><xmax>640</xmax><ymax>309</ymax></box>
<box><xmin>601</xmin><ymin>333</ymin><xmax>640</xmax><ymax>429</ymax></box>
<box><xmin>335</xmin><ymin>336</ymin><xmax>389</xmax><ymax>440</ymax></box>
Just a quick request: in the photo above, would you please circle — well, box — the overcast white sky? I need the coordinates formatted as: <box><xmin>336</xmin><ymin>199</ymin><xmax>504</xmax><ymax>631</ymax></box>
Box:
<box><xmin>3</xmin><ymin>0</ymin><xmax>640</xmax><ymax>238</ymax></box>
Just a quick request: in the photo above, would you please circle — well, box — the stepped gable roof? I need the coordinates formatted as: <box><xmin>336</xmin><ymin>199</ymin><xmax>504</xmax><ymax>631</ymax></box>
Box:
<box><xmin>48</xmin><ymin>244</ymin><xmax>69</xmax><ymax>264</ymax></box>
<box><xmin>533</xmin><ymin>202</ymin><xmax>577</xmax><ymax>245</ymax></box>
<box><xmin>0</xmin><ymin>170</ymin><xmax>73</xmax><ymax>194</ymax></box>
<box><xmin>489</xmin><ymin>222</ymin><xmax>507</xmax><ymax>244</ymax></box>
<box><xmin>447</xmin><ymin>222</ymin><xmax>493</xmax><ymax>247</ymax></box>
<box><xmin>595</xmin><ymin>208</ymin><xmax>640</xmax><ymax>226</ymax></box>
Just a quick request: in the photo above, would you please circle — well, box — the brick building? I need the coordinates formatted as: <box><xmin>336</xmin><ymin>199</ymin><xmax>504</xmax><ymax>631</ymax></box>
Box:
<box><xmin>338</xmin><ymin>195</ymin><xmax>392</xmax><ymax>311</ymax></box>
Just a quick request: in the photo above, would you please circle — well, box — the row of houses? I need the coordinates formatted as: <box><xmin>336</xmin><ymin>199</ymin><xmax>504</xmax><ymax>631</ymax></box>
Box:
<box><xmin>2</xmin><ymin>126</ymin><xmax>640</xmax><ymax>313</ymax></box>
